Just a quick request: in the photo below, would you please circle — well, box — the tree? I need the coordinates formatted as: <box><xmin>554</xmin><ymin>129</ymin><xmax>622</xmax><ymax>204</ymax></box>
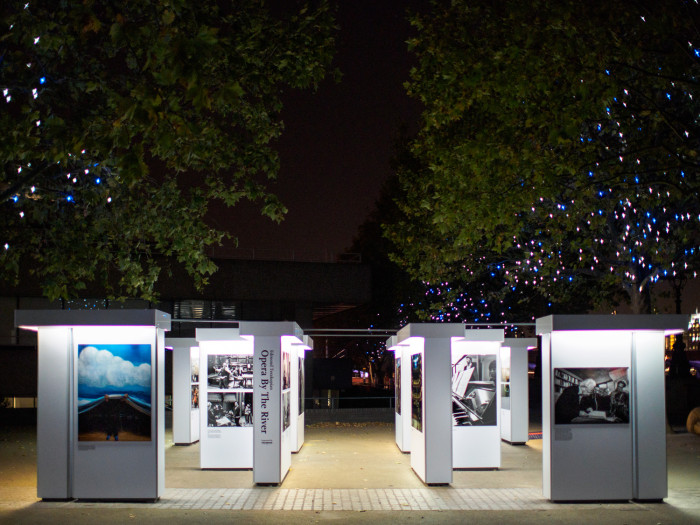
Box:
<box><xmin>387</xmin><ymin>0</ymin><xmax>700</xmax><ymax>314</ymax></box>
<box><xmin>0</xmin><ymin>0</ymin><xmax>336</xmax><ymax>300</ymax></box>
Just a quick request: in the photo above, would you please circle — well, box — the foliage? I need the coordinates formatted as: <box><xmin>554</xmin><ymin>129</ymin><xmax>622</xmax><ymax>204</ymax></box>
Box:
<box><xmin>0</xmin><ymin>0</ymin><xmax>336</xmax><ymax>300</ymax></box>
<box><xmin>387</xmin><ymin>0</ymin><xmax>700</xmax><ymax>314</ymax></box>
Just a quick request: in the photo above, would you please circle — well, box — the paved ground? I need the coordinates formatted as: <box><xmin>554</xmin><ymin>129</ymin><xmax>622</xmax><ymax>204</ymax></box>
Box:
<box><xmin>1</xmin><ymin>416</ymin><xmax>699</xmax><ymax>524</ymax></box>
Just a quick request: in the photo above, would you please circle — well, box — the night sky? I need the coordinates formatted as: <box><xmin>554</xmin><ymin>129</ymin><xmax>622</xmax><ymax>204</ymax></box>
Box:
<box><xmin>216</xmin><ymin>1</ymin><xmax>423</xmax><ymax>260</ymax></box>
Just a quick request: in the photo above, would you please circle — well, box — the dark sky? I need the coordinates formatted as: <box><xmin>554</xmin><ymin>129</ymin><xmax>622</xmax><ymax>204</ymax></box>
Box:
<box><xmin>216</xmin><ymin>1</ymin><xmax>423</xmax><ymax>261</ymax></box>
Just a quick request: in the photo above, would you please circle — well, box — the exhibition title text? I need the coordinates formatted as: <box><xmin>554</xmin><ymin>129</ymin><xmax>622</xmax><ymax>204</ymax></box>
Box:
<box><xmin>258</xmin><ymin>349</ymin><xmax>270</xmax><ymax>435</ymax></box>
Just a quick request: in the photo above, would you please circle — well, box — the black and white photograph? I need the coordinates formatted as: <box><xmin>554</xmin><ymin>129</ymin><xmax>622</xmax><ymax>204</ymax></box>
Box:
<box><xmin>501</xmin><ymin>356</ymin><xmax>511</xmax><ymax>409</ymax></box>
<box><xmin>501</xmin><ymin>383</ymin><xmax>511</xmax><ymax>410</ymax></box>
<box><xmin>452</xmin><ymin>353</ymin><xmax>498</xmax><ymax>426</ymax></box>
<box><xmin>207</xmin><ymin>354</ymin><xmax>253</xmax><ymax>390</ymax></box>
<box><xmin>282</xmin><ymin>391</ymin><xmax>291</xmax><ymax>431</ymax></box>
<box><xmin>282</xmin><ymin>351</ymin><xmax>291</xmax><ymax>391</ymax></box>
<box><xmin>298</xmin><ymin>356</ymin><xmax>305</xmax><ymax>415</ymax></box>
<box><xmin>395</xmin><ymin>357</ymin><xmax>401</xmax><ymax>415</ymax></box>
<box><xmin>411</xmin><ymin>353</ymin><xmax>422</xmax><ymax>432</ymax></box>
<box><xmin>554</xmin><ymin>367</ymin><xmax>630</xmax><ymax>424</ymax></box>
<box><xmin>207</xmin><ymin>392</ymin><xmax>253</xmax><ymax>427</ymax></box>
<box><xmin>191</xmin><ymin>385</ymin><xmax>199</xmax><ymax>410</ymax></box>
<box><xmin>501</xmin><ymin>359</ymin><xmax>511</xmax><ymax>386</ymax></box>
<box><xmin>190</xmin><ymin>351</ymin><xmax>199</xmax><ymax>383</ymax></box>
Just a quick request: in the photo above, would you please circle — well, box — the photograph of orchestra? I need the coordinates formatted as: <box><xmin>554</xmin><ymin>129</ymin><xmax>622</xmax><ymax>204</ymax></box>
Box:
<box><xmin>207</xmin><ymin>354</ymin><xmax>254</xmax><ymax>390</ymax></box>
<box><xmin>554</xmin><ymin>367</ymin><xmax>630</xmax><ymax>424</ymax></box>
<box><xmin>207</xmin><ymin>392</ymin><xmax>253</xmax><ymax>427</ymax></box>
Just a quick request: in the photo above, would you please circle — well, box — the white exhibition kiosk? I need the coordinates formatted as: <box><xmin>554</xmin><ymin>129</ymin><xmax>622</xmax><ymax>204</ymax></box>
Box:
<box><xmin>393</xmin><ymin>323</ymin><xmax>505</xmax><ymax>483</ymax></box>
<box><xmin>166</xmin><ymin>338</ymin><xmax>200</xmax><ymax>445</ymax></box>
<box><xmin>537</xmin><ymin>314</ymin><xmax>688</xmax><ymax>502</ymax></box>
<box><xmin>15</xmin><ymin>309</ymin><xmax>171</xmax><ymax>501</ymax></box>
<box><xmin>389</xmin><ymin>335</ymin><xmax>412</xmax><ymax>453</ymax></box>
<box><xmin>394</xmin><ymin>323</ymin><xmax>457</xmax><ymax>484</ymax></box>
<box><xmin>196</xmin><ymin>322</ymin><xmax>309</xmax><ymax>484</ymax></box>
<box><xmin>451</xmin><ymin>329</ymin><xmax>504</xmax><ymax>469</ymax></box>
<box><xmin>500</xmin><ymin>338</ymin><xmax>536</xmax><ymax>445</ymax></box>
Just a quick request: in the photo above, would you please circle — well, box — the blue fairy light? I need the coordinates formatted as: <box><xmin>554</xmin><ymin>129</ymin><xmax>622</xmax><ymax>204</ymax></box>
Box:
<box><xmin>39</xmin><ymin>76</ymin><xmax>45</xmax><ymax>84</ymax></box>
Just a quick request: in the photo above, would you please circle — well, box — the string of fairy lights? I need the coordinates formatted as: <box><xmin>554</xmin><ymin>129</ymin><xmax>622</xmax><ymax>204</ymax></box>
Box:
<box><xmin>3</xmin><ymin>3</ymin><xmax>115</xmax><ymax>253</ymax></box>
<box><xmin>4</xmin><ymin>5</ymin><xmax>700</xmax><ymax>324</ymax></box>
<box><xmin>399</xmin><ymin>11</ymin><xmax>700</xmax><ymax>324</ymax></box>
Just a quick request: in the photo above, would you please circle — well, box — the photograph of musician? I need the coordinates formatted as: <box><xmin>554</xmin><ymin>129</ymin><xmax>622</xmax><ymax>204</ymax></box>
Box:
<box><xmin>451</xmin><ymin>354</ymin><xmax>498</xmax><ymax>426</ymax></box>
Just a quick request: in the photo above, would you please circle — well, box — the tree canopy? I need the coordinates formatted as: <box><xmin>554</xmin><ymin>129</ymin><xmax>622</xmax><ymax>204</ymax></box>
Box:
<box><xmin>0</xmin><ymin>0</ymin><xmax>336</xmax><ymax>300</ymax></box>
<box><xmin>387</xmin><ymin>0</ymin><xmax>700</xmax><ymax>315</ymax></box>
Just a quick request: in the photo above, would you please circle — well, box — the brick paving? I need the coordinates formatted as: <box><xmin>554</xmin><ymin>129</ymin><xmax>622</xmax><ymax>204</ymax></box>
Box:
<box><xmin>12</xmin><ymin>486</ymin><xmax>699</xmax><ymax>512</ymax></box>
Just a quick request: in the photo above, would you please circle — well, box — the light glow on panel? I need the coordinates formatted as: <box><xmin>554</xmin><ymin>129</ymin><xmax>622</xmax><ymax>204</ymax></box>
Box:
<box><xmin>664</xmin><ymin>328</ymin><xmax>685</xmax><ymax>336</ymax></box>
<box><xmin>451</xmin><ymin>337</ymin><xmax>501</xmax><ymax>357</ymax></box>
<box><xmin>199</xmin><ymin>335</ymin><xmax>253</xmax><ymax>355</ymax></box>
<box><xmin>397</xmin><ymin>336</ymin><xmax>424</xmax><ymax>354</ymax></box>
<box><xmin>282</xmin><ymin>335</ymin><xmax>306</xmax><ymax>357</ymax></box>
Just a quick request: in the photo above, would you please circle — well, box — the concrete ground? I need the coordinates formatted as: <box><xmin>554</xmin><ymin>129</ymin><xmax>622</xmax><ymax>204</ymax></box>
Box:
<box><xmin>1</xmin><ymin>415</ymin><xmax>699</xmax><ymax>524</ymax></box>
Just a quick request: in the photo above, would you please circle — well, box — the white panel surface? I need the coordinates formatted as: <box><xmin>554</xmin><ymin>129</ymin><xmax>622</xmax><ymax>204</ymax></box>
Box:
<box><xmin>295</xmin><ymin>352</ymin><xmax>306</xmax><ymax>452</ymax></box>
<box><xmin>280</xmin><ymin>339</ymin><xmax>294</xmax><ymax>477</ymax></box>
<box><xmin>191</xmin><ymin>347</ymin><xmax>201</xmax><ymax>443</ymax></box>
<box><xmin>199</xmin><ymin>337</ymin><xmax>254</xmax><ymax>469</ymax></box>
<box><xmin>392</xmin><ymin>344</ymin><xmax>413</xmax><ymax>453</ymax></box>
<box><xmin>410</xmin><ymin>425</ymin><xmax>426</xmax><ymax>481</ymax></box>
<box><xmin>548</xmin><ymin>330</ymin><xmax>633</xmax><ymax>501</ymax></box>
<box><xmin>253</xmin><ymin>335</ymin><xmax>282</xmax><ymax>483</ymax></box>
<box><xmin>72</xmin><ymin>326</ymin><xmax>161</xmax><ymax>500</ymax></box>
<box><xmin>541</xmin><ymin>333</ymin><xmax>552</xmax><ymax>499</ymax></box>
<box><xmin>632</xmin><ymin>332</ymin><xmax>667</xmax><ymax>500</ymax></box>
<box><xmin>36</xmin><ymin>327</ymin><xmax>72</xmax><ymax>499</ymax></box>
<box><xmin>408</xmin><ymin>340</ymin><xmax>426</xmax><ymax>481</ymax></box>
<box><xmin>451</xmin><ymin>338</ymin><xmax>501</xmax><ymax>469</ymax></box>
<box><xmin>393</xmin><ymin>348</ymin><xmax>407</xmax><ymax>451</ymax></box>
<box><xmin>169</xmin><ymin>339</ymin><xmax>198</xmax><ymax>445</ymax></box>
<box><xmin>424</xmin><ymin>337</ymin><xmax>453</xmax><ymax>483</ymax></box>
<box><xmin>156</xmin><ymin>329</ymin><xmax>166</xmax><ymax>496</ymax></box>
<box><xmin>501</xmin><ymin>339</ymin><xmax>534</xmax><ymax>444</ymax></box>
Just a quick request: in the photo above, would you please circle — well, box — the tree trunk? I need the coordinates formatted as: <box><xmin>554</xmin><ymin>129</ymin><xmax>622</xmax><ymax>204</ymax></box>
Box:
<box><xmin>628</xmin><ymin>286</ymin><xmax>646</xmax><ymax>314</ymax></box>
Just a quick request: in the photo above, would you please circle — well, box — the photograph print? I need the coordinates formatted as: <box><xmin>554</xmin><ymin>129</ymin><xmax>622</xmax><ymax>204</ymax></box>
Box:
<box><xmin>554</xmin><ymin>367</ymin><xmax>630</xmax><ymax>424</ymax></box>
<box><xmin>282</xmin><ymin>351</ymin><xmax>291</xmax><ymax>391</ymax></box>
<box><xmin>190</xmin><ymin>349</ymin><xmax>199</xmax><ymax>383</ymax></box>
<box><xmin>77</xmin><ymin>343</ymin><xmax>152</xmax><ymax>441</ymax></box>
<box><xmin>395</xmin><ymin>357</ymin><xmax>401</xmax><ymax>415</ymax></box>
<box><xmin>451</xmin><ymin>353</ymin><xmax>497</xmax><ymax>426</ymax></box>
<box><xmin>501</xmin><ymin>355</ymin><xmax>511</xmax><ymax>409</ymax></box>
<box><xmin>207</xmin><ymin>354</ymin><xmax>253</xmax><ymax>390</ymax></box>
<box><xmin>298</xmin><ymin>356</ymin><xmax>305</xmax><ymax>415</ymax></box>
<box><xmin>207</xmin><ymin>392</ymin><xmax>253</xmax><ymax>427</ymax></box>
<box><xmin>191</xmin><ymin>385</ymin><xmax>199</xmax><ymax>409</ymax></box>
<box><xmin>283</xmin><ymin>390</ymin><xmax>291</xmax><ymax>431</ymax></box>
<box><xmin>411</xmin><ymin>353</ymin><xmax>422</xmax><ymax>432</ymax></box>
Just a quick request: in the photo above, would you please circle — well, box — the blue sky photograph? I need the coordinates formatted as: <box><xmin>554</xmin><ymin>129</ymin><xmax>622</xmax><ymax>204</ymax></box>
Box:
<box><xmin>78</xmin><ymin>344</ymin><xmax>152</xmax><ymax>400</ymax></box>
